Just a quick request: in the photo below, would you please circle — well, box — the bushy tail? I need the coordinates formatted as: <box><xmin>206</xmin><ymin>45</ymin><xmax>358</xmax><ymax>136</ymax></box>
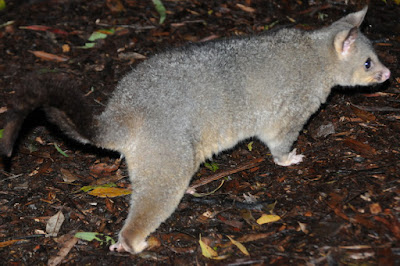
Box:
<box><xmin>0</xmin><ymin>72</ymin><xmax>99</xmax><ymax>157</ymax></box>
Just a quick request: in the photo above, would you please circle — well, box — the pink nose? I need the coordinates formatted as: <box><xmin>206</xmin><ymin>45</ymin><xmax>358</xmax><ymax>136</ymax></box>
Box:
<box><xmin>382</xmin><ymin>68</ymin><xmax>391</xmax><ymax>82</ymax></box>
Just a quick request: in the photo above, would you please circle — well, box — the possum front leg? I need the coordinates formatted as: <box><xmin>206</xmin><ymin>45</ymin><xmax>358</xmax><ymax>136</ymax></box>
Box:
<box><xmin>109</xmin><ymin>152</ymin><xmax>194</xmax><ymax>254</ymax></box>
<box><xmin>258</xmin><ymin>129</ymin><xmax>304</xmax><ymax>166</ymax></box>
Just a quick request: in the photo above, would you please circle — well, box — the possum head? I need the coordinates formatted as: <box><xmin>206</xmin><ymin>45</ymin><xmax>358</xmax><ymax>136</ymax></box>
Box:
<box><xmin>332</xmin><ymin>6</ymin><xmax>391</xmax><ymax>86</ymax></box>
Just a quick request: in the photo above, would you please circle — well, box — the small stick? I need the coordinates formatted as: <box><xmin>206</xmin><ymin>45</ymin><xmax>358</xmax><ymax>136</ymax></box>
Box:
<box><xmin>188</xmin><ymin>157</ymin><xmax>265</xmax><ymax>191</ymax></box>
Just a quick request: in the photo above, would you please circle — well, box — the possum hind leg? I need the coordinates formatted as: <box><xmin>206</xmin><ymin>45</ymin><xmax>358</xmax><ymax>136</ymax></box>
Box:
<box><xmin>109</xmin><ymin>142</ymin><xmax>196</xmax><ymax>254</ymax></box>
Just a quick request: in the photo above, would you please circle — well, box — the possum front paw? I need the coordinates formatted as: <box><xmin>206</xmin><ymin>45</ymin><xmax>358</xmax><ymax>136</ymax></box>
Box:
<box><xmin>109</xmin><ymin>232</ymin><xmax>148</xmax><ymax>254</ymax></box>
<box><xmin>274</xmin><ymin>148</ymin><xmax>304</xmax><ymax>166</ymax></box>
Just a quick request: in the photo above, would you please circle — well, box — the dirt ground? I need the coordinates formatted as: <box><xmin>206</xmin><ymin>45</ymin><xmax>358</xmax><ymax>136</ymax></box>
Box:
<box><xmin>0</xmin><ymin>0</ymin><xmax>399</xmax><ymax>265</ymax></box>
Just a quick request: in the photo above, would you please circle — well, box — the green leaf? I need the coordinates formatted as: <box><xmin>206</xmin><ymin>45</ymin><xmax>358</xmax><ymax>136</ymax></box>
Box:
<box><xmin>264</xmin><ymin>20</ymin><xmax>279</xmax><ymax>31</ymax></box>
<box><xmin>54</xmin><ymin>143</ymin><xmax>69</xmax><ymax>157</ymax></box>
<box><xmin>152</xmin><ymin>0</ymin><xmax>166</xmax><ymax>24</ymax></box>
<box><xmin>247</xmin><ymin>141</ymin><xmax>253</xmax><ymax>151</ymax></box>
<box><xmin>75</xmin><ymin>232</ymin><xmax>102</xmax><ymax>242</ymax></box>
<box><xmin>75</xmin><ymin>232</ymin><xmax>116</xmax><ymax>245</ymax></box>
<box><xmin>204</xmin><ymin>162</ymin><xmax>219</xmax><ymax>172</ymax></box>
<box><xmin>0</xmin><ymin>0</ymin><xmax>6</xmax><ymax>11</ymax></box>
<box><xmin>88</xmin><ymin>31</ymin><xmax>108</xmax><ymax>42</ymax></box>
<box><xmin>0</xmin><ymin>129</ymin><xmax>3</xmax><ymax>139</ymax></box>
<box><xmin>80</xmin><ymin>42</ymin><xmax>96</xmax><ymax>49</ymax></box>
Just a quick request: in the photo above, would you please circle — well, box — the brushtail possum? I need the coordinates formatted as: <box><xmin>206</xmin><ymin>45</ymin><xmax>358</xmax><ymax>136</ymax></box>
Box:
<box><xmin>0</xmin><ymin>7</ymin><xmax>390</xmax><ymax>254</ymax></box>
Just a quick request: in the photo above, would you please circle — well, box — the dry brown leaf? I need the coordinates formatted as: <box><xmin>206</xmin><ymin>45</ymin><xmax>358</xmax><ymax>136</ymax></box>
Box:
<box><xmin>46</xmin><ymin>211</ymin><xmax>65</xmax><ymax>237</ymax></box>
<box><xmin>369</xmin><ymin>203</ymin><xmax>382</xmax><ymax>214</ymax></box>
<box><xmin>47</xmin><ymin>233</ymin><xmax>78</xmax><ymax>266</ymax></box>
<box><xmin>237</xmin><ymin>232</ymin><xmax>274</xmax><ymax>243</ymax></box>
<box><xmin>106</xmin><ymin>0</ymin><xmax>125</xmax><ymax>13</ymax></box>
<box><xmin>60</xmin><ymin>168</ymin><xmax>78</xmax><ymax>183</ymax></box>
<box><xmin>236</xmin><ymin>3</ymin><xmax>255</xmax><ymax>13</ymax></box>
<box><xmin>344</xmin><ymin>138</ymin><xmax>377</xmax><ymax>157</ymax></box>
<box><xmin>350</xmin><ymin>105</ymin><xmax>376</xmax><ymax>122</ymax></box>
<box><xmin>29</xmin><ymin>50</ymin><xmax>69</xmax><ymax>62</ymax></box>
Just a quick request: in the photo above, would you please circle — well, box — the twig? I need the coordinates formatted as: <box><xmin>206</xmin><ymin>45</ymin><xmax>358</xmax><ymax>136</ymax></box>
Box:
<box><xmin>188</xmin><ymin>157</ymin><xmax>265</xmax><ymax>190</ymax></box>
<box><xmin>95</xmin><ymin>22</ymin><xmax>156</xmax><ymax>31</ymax></box>
<box><xmin>0</xmin><ymin>171</ymin><xmax>23</xmax><ymax>183</ymax></box>
<box><xmin>350</xmin><ymin>102</ymin><xmax>400</xmax><ymax>112</ymax></box>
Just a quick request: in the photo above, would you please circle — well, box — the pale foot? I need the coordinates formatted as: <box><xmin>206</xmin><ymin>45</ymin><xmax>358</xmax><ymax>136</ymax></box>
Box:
<box><xmin>109</xmin><ymin>238</ymin><xmax>148</xmax><ymax>254</ymax></box>
<box><xmin>274</xmin><ymin>148</ymin><xmax>304</xmax><ymax>166</ymax></box>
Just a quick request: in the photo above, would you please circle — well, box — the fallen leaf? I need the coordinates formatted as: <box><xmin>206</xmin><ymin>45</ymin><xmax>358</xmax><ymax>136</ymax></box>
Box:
<box><xmin>62</xmin><ymin>44</ymin><xmax>70</xmax><ymax>53</ymax></box>
<box><xmin>236</xmin><ymin>3</ymin><xmax>255</xmax><ymax>13</ymax></box>
<box><xmin>297</xmin><ymin>221</ymin><xmax>309</xmax><ymax>234</ymax></box>
<box><xmin>0</xmin><ymin>239</ymin><xmax>23</xmax><ymax>248</ymax></box>
<box><xmin>106</xmin><ymin>0</ymin><xmax>125</xmax><ymax>13</ymax></box>
<box><xmin>88</xmin><ymin>29</ymin><xmax>114</xmax><ymax>42</ymax></box>
<box><xmin>237</xmin><ymin>232</ymin><xmax>274</xmax><ymax>243</ymax></box>
<box><xmin>90</xmin><ymin>159</ymin><xmax>120</xmax><ymax>175</ymax></box>
<box><xmin>81</xmin><ymin>183</ymin><xmax>116</xmax><ymax>192</ymax></box>
<box><xmin>227</xmin><ymin>236</ymin><xmax>249</xmax><ymax>256</ymax></box>
<box><xmin>20</xmin><ymin>25</ymin><xmax>69</xmax><ymax>35</ymax></box>
<box><xmin>74</xmin><ymin>232</ymin><xmax>115</xmax><ymax>245</ymax></box>
<box><xmin>350</xmin><ymin>105</ymin><xmax>376</xmax><ymax>122</ymax></box>
<box><xmin>247</xmin><ymin>141</ymin><xmax>253</xmax><ymax>151</ymax></box>
<box><xmin>152</xmin><ymin>0</ymin><xmax>167</xmax><ymax>24</ymax></box>
<box><xmin>199</xmin><ymin>234</ymin><xmax>218</xmax><ymax>258</ymax></box>
<box><xmin>60</xmin><ymin>168</ymin><xmax>78</xmax><ymax>183</ymax></box>
<box><xmin>88</xmin><ymin>187</ymin><xmax>131</xmax><ymax>198</ymax></box>
<box><xmin>343</xmin><ymin>138</ymin><xmax>377</xmax><ymax>157</ymax></box>
<box><xmin>54</xmin><ymin>143</ymin><xmax>69</xmax><ymax>157</ymax></box>
<box><xmin>46</xmin><ymin>211</ymin><xmax>65</xmax><ymax>237</ymax></box>
<box><xmin>47</xmin><ymin>233</ymin><xmax>78</xmax><ymax>266</ymax></box>
<box><xmin>369</xmin><ymin>203</ymin><xmax>382</xmax><ymax>214</ymax></box>
<box><xmin>256</xmin><ymin>214</ymin><xmax>281</xmax><ymax>225</ymax></box>
<box><xmin>29</xmin><ymin>50</ymin><xmax>69</xmax><ymax>62</ymax></box>
<box><xmin>118</xmin><ymin>52</ymin><xmax>147</xmax><ymax>61</ymax></box>
<box><xmin>0</xmin><ymin>0</ymin><xmax>5</xmax><ymax>11</ymax></box>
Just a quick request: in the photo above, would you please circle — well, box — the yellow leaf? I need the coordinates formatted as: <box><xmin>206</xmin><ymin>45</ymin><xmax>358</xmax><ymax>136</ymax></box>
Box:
<box><xmin>0</xmin><ymin>239</ymin><xmax>22</xmax><ymax>248</ymax></box>
<box><xmin>199</xmin><ymin>235</ymin><xmax>218</xmax><ymax>258</ymax></box>
<box><xmin>256</xmin><ymin>214</ymin><xmax>281</xmax><ymax>225</ymax></box>
<box><xmin>227</xmin><ymin>236</ymin><xmax>249</xmax><ymax>256</ymax></box>
<box><xmin>88</xmin><ymin>187</ymin><xmax>131</xmax><ymax>198</ymax></box>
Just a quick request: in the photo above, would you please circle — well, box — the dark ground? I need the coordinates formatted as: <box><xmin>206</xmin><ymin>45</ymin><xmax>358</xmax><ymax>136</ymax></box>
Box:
<box><xmin>0</xmin><ymin>0</ymin><xmax>399</xmax><ymax>265</ymax></box>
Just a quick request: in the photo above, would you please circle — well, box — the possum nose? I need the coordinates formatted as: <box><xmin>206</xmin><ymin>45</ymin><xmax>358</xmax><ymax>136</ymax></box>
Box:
<box><xmin>382</xmin><ymin>68</ymin><xmax>391</xmax><ymax>82</ymax></box>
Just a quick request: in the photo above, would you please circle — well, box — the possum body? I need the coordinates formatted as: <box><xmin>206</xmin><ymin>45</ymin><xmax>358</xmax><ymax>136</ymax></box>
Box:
<box><xmin>0</xmin><ymin>7</ymin><xmax>390</xmax><ymax>254</ymax></box>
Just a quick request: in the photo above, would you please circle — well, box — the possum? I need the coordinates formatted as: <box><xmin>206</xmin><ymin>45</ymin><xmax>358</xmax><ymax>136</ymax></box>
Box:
<box><xmin>0</xmin><ymin>7</ymin><xmax>390</xmax><ymax>254</ymax></box>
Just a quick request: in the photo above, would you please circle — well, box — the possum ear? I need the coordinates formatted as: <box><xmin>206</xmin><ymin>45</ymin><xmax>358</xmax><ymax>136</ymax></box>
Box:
<box><xmin>338</xmin><ymin>6</ymin><xmax>368</xmax><ymax>27</ymax></box>
<box><xmin>334</xmin><ymin>27</ymin><xmax>358</xmax><ymax>58</ymax></box>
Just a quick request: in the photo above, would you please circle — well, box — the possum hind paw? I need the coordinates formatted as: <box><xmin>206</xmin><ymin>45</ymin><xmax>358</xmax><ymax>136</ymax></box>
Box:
<box><xmin>274</xmin><ymin>148</ymin><xmax>304</xmax><ymax>166</ymax></box>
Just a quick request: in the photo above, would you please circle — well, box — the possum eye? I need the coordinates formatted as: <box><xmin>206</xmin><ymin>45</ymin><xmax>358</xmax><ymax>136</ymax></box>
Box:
<box><xmin>364</xmin><ymin>58</ymin><xmax>372</xmax><ymax>70</ymax></box>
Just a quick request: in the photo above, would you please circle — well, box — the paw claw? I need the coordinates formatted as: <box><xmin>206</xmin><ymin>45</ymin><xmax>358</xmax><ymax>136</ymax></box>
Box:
<box><xmin>274</xmin><ymin>148</ymin><xmax>304</xmax><ymax>166</ymax></box>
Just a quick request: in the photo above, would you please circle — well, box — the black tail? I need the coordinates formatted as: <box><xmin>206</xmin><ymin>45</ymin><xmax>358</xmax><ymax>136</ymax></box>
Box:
<box><xmin>0</xmin><ymin>72</ymin><xmax>98</xmax><ymax>157</ymax></box>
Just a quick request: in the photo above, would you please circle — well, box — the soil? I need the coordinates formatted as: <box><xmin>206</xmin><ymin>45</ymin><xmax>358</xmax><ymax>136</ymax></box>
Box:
<box><xmin>0</xmin><ymin>0</ymin><xmax>399</xmax><ymax>265</ymax></box>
